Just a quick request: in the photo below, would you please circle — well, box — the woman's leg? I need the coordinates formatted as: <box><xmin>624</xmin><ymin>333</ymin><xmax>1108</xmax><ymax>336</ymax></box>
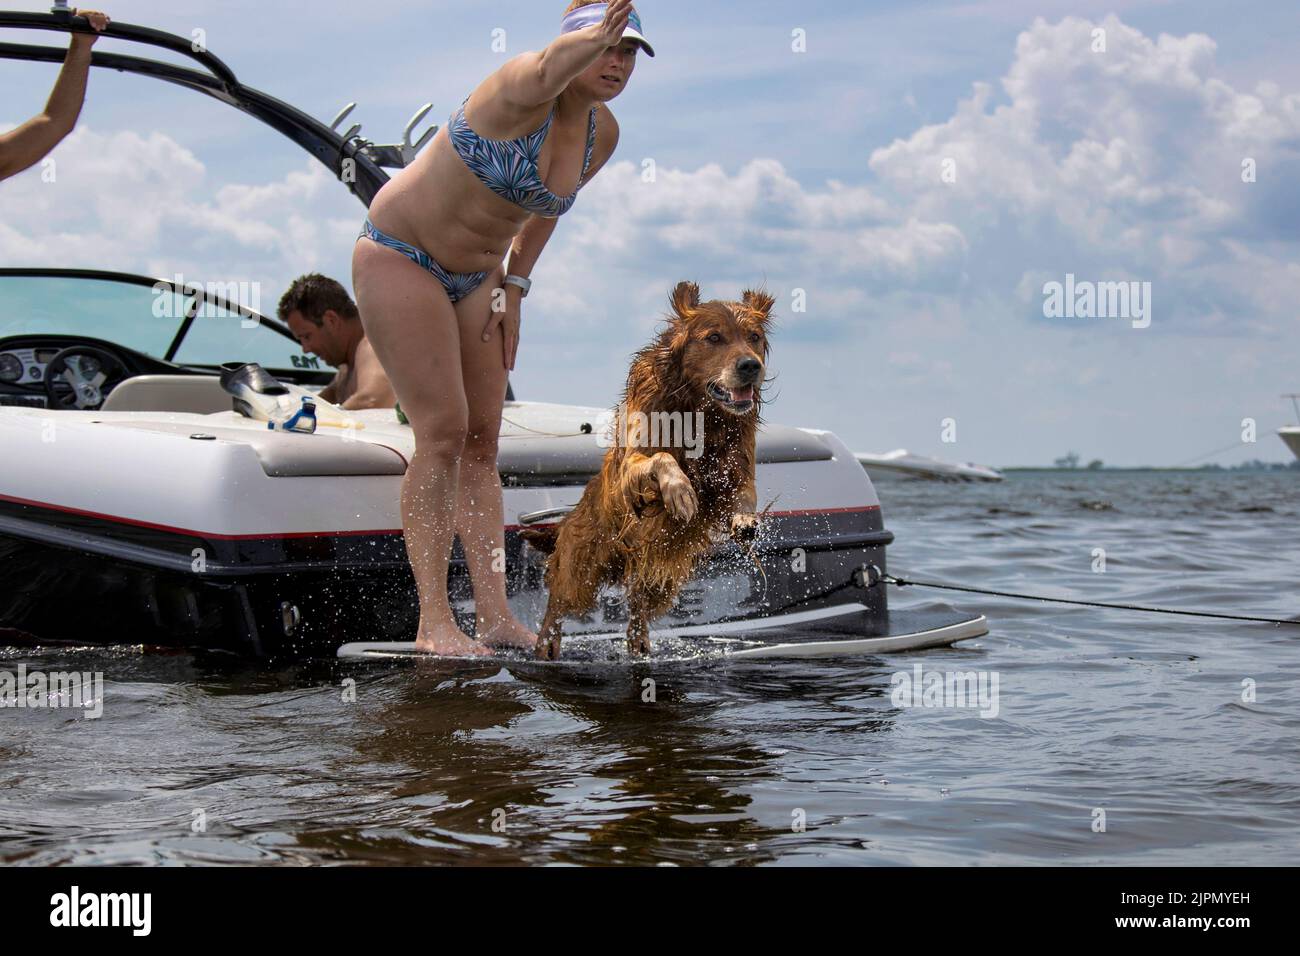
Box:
<box><xmin>450</xmin><ymin>266</ymin><xmax>538</xmax><ymax>648</ymax></box>
<box><xmin>352</xmin><ymin>237</ymin><xmax>489</xmax><ymax>656</ymax></box>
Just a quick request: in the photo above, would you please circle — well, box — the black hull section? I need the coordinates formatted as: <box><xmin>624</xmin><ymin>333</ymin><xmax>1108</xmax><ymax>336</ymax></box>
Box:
<box><xmin>0</xmin><ymin>502</ymin><xmax>893</xmax><ymax>659</ymax></box>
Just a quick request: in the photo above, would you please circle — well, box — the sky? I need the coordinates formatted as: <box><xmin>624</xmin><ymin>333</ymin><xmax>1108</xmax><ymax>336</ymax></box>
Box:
<box><xmin>2</xmin><ymin>0</ymin><xmax>1299</xmax><ymax>467</ymax></box>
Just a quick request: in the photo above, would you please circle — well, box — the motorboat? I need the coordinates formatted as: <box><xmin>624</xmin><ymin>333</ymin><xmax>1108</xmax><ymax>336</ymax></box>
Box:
<box><xmin>1280</xmin><ymin>395</ymin><xmax>1300</xmax><ymax>461</ymax></box>
<box><xmin>855</xmin><ymin>449</ymin><xmax>1004</xmax><ymax>483</ymax></box>
<box><xmin>0</xmin><ymin>11</ymin><xmax>988</xmax><ymax>658</ymax></box>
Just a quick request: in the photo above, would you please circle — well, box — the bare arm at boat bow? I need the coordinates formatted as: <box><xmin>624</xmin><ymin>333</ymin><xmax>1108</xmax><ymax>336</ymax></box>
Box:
<box><xmin>0</xmin><ymin>10</ymin><xmax>110</xmax><ymax>183</ymax></box>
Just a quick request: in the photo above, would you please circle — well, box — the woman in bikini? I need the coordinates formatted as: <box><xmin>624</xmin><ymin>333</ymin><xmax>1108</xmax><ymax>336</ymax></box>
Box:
<box><xmin>352</xmin><ymin>0</ymin><xmax>653</xmax><ymax>656</ymax></box>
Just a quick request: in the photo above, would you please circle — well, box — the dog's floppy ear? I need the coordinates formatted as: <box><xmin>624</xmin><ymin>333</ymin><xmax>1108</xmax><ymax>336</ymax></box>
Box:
<box><xmin>742</xmin><ymin>288</ymin><xmax>775</xmax><ymax>321</ymax></box>
<box><xmin>658</xmin><ymin>319</ymin><xmax>691</xmax><ymax>364</ymax></box>
<box><xmin>670</xmin><ymin>281</ymin><xmax>701</xmax><ymax>319</ymax></box>
<box><xmin>651</xmin><ymin>285</ymin><xmax>697</xmax><ymax>384</ymax></box>
<box><xmin>654</xmin><ymin>281</ymin><xmax>701</xmax><ymax>380</ymax></box>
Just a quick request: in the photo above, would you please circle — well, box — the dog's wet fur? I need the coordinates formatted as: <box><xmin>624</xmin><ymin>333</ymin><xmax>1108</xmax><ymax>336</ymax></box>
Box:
<box><xmin>520</xmin><ymin>281</ymin><xmax>773</xmax><ymax>659</ymax></box>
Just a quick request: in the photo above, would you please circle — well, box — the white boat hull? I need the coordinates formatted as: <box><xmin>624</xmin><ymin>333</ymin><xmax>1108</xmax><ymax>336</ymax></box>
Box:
<box><xmin>1</xmin><ymin>401</ymin><xmax>910</xmax><ymax>657</ymax></box>
<box><xmin>1279</xmin><ymin>426</ymin><xmax>1300</xmax><ymax>461</ymax></box>
<box><xmin>855</xmin><ymin>449</ymin><xmax>1004</xmax><ymax>482</ymax></box>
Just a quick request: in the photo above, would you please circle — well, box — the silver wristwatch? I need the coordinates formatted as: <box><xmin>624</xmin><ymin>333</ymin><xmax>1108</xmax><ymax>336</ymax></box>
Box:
<box><xmin>504</xmin><ymin>274</ymin><xmax>532</xmax><ymax>298</ymax></box>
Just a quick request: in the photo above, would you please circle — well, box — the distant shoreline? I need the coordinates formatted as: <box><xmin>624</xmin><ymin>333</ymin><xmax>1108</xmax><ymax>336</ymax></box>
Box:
<box><xmin>1003</xmin><ymin>464</ymin><xmax>1299</xmax><ymax>473</ymax></box>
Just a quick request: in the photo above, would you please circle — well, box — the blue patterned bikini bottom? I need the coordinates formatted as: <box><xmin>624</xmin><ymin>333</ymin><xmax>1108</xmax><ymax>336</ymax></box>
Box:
<box><xmin>357</xmin><ymin>218</ymin><xmax>490</xmax><ymax>304</ymax></box>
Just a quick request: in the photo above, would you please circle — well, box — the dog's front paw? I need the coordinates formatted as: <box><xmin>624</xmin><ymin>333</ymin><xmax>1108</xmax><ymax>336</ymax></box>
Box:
<box><xmin>659</xmin><ymin>471</ymin><xmax>698</xmax><ymax>523</ymax></box>
<box><xmin>730</xmin><ymin>512</ymin><xmax>760</xmax><ymax>544</ymax></box>
<box><xmin>626</xmin><ymin>632</ymin><xmax>651</xmax><ymax>657</ymax></box>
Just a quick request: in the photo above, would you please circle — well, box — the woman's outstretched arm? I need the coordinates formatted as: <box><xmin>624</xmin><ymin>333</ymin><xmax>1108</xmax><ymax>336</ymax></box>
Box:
<box><xmin>495</xmin><ymin>0</ymin><xmax>634</xmax><ymax>107</ymax></box>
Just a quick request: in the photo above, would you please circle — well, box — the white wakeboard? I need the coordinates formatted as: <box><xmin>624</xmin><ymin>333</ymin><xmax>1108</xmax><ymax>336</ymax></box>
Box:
<box><xmin>336</xmin><ymin>603</ymin><xmax>988</xmax><ymax>662</ymax></box>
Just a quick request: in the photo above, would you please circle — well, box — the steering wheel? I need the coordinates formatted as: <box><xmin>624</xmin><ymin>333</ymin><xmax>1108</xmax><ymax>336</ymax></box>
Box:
<box><xmin>43</xmin><ymin>345</ymin><xmax>131</xmax><ymax>410</ymax></box>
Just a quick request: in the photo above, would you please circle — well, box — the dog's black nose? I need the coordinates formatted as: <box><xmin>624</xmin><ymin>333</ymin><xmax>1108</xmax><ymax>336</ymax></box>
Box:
<box><xmin>736</xmin><ymin>357</ymin><xmax>762</xmax><ymax>381</ymax></box>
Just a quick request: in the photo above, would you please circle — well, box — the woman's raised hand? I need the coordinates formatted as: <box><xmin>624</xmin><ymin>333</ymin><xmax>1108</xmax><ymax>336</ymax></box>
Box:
<box><xmin>70</xmin><ymin>9</ymin><xmax>110</xmax><ymax>52</ymax></box>
<box><xmin>594</xmin><ymin>0</ymin><xmax>633</xmax><ymax>46</ymax></box>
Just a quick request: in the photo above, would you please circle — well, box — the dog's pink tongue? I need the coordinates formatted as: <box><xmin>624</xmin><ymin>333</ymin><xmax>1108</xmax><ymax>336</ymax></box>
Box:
<box><xmin>729</xmin><ymin>385</ymin><xmax>755</xmax><ymax>403</ymax></box>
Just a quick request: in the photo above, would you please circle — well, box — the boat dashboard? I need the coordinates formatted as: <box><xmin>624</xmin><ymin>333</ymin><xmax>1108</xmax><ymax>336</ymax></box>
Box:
<box><xmin>0</xmin><ymin>345</ymin><xmax>66</xmax><ymax>387</ymax></box>
<box><xmin>0</xmin><ymin>334</ymin><xmax>333</xmax><ymax>410</ymax></box>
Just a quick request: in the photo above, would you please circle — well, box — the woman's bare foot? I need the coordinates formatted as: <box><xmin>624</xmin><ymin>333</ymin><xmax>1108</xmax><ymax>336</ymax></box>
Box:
<box><xmin>476</xmin><ymin>616</ymin><xmax>538</xmax><ymax>649</ymax></box>
<box><xmin>414</xmin><ymin>621</ymin><xmax>491</xmax><ymax>657</ymax></box>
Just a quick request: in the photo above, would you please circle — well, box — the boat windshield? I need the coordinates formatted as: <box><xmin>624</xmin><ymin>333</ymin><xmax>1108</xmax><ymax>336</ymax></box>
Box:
<box><xmin>0</xmin><ymin>272</ymin><xmax>321</xmax><ymax>371</ymax></box>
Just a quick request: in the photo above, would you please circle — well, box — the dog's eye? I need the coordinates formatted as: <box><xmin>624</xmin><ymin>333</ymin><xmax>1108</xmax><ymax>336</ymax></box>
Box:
<box><xmin>749</xmin><ymin>332</ymin><xmax>761</xmax><ymax>343</ymax></box>
<box><xmin>706</xmin><ymin>332</ymin><xmax>722</xmax><ymax>344</ymax></box>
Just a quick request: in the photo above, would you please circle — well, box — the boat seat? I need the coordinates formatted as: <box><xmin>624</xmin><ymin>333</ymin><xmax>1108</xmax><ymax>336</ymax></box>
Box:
<box><xmin>102</xmin><ymin>374</ymin><xmax>232</xmax><ymax>414</ymax></box>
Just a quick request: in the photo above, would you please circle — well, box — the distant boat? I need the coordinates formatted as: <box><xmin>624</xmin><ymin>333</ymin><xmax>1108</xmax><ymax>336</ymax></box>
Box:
<box><xmin>854</xmin><ymin>449</ymin><xmax>1004</xmax><ymax>482</ymax></box>
<box><xmin>1280</xmin><ymin>395</ymin><xmax>1300</xmax><ymax>462</ymax></box>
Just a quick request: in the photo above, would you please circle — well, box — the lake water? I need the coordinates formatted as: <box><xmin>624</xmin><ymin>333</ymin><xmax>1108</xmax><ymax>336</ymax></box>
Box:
<box><xmin>2</xmin><ymin>470</ymin><xmax>1297</xmax><ymax>865</ymax></box>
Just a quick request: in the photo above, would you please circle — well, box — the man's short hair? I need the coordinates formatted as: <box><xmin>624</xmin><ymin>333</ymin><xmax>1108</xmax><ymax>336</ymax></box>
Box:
<box><xmin>277</xmin><ymin>274</ymin><xmax>360</xmax><ymax>326</ymax></box>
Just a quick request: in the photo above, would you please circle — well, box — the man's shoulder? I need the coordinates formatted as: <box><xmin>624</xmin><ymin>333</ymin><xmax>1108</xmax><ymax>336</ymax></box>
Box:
<box><xmin>355</xmin><ymin>337</ymin><xmax>381</xmax><ymax>364</ymax></box>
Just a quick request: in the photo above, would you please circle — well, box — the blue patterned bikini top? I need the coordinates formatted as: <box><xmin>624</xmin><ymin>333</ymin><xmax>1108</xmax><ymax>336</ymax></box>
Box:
<box><xmin>448</xmin><ymin>96</ymin><xmax>599</xmax><ymax>218</ymax></box>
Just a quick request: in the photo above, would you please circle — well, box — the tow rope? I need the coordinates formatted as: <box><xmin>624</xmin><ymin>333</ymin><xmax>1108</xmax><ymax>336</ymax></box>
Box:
<box><xmin>764</xmin><ymin>564</ymin><xmax>1300</xmax><ymax>627</ymax></box>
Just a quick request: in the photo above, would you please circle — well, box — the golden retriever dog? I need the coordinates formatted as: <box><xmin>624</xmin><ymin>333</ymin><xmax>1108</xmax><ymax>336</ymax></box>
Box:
<box><xmin>519</xmin><ymin>281</ymin><xmax>772</xmax><ymax>659</ymax></box>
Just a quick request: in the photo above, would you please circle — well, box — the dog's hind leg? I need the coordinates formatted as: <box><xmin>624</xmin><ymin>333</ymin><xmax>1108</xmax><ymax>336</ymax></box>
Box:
<box><xmin>626</xmin><ymin>580</ymin><xmax>676</xmax><ymax>658</ymax></box>
<box><xmin>625</xmin><ymin>590</ymin><xmax>652</xmax><ymax>658</ymax></box>
<box><xmin>534</xmin><ymin>548</ymin><xmax>605</xmax><ymax>661</ymax></box>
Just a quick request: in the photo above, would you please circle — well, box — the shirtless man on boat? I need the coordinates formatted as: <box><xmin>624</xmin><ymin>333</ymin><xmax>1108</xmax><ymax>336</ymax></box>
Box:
<box><xmin>278</xmin><ymin>274</ymin><xmax>396</xmax><ymax>410</ymax></box>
